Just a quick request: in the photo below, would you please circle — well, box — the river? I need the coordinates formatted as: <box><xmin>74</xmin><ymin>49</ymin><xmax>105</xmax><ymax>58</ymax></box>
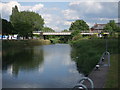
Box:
<box><xmin>2</xmin><ymin>44</ymin><xmax>84</xmax><ymax>88</ymax></box>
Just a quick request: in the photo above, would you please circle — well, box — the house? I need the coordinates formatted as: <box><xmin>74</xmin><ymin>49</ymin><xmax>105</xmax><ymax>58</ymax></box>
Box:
<box><xmin>91</xmin><ymin>24</ymin><xmax>106</xmax><ymax>33</ymax></box>
<box><xmin>91</xmin><ymin>23</ymin><xmax>120</xmax><ymax>33</ymax></box>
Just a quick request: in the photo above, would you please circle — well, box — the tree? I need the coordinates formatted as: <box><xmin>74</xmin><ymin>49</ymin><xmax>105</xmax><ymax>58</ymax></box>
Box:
<box><xmin>62</xmin><ymin>29</ymin><xmax>69</xmax><ymax>32</ymax></box>
<box><xmin>71</xmin><ymin>30</ymin><xmax>80</xmax><ymax>37</ymax></box>
<box><xmin>42</xmin><ymin>27</ymin><xmax>55</xmax><ymax>32</ymax></box>
<box><xmin>10</xmin><ymin>6</ymin><xmax>44</xmax><ymax>37</ymax></box>
<box><xmin>115</xmin><ymin>26</ymin><xmax>120</xmax><ymax>32</ymax></box>
<box><xmin>19</xmin><ymin>11</ymin><xmax>44</xmax><ymax>31</ymax></box>
<box><xmin>104</xmin><ymin>20</ymin><xmax>119</xmax><ymax>32</ymax></box>
<box><xmin>69</xmin><ymin>20</ymin><xmax>89</xmax><ymax>31</ymax></box>
<box><xmin>14</xmin><ymin>21</ymin><xmax>33</xmax><ymax>39</ymax></box>
<box><xmin>108</xmin><ymin>20</ymin><xmax>118</xmax><ymax>31</ymax></box>
<box><xmin>2</xmin><ymin>19</ymin><xmax>14</xmax><ymax>36</ymax></box>
<box><xmin>104</xmin><ymin>24</ymin><xmax>113</xmax><ymax>32</ymax></box>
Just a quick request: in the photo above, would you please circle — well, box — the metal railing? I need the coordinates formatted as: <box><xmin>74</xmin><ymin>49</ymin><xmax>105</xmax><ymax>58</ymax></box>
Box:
<box><xmin>73</xmin><ymin>77</ymin><xmax>94</xmax><ymax>90</ymax></box>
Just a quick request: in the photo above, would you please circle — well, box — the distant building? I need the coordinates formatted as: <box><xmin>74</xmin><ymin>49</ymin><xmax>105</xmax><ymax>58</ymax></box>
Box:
<box><xmin>116</xmin><ymin>23</ymin><xmax>120</xmax><ymax>27</ymax></box>
<box><xmin>91</xmin><ymin>24</ymin><xmax>106</xmax><ymax>33</ymax></box>
<box><xmin>91</xmin><ymin>23</ymin><xmax>120</xmax><ymax>33</ymax></box>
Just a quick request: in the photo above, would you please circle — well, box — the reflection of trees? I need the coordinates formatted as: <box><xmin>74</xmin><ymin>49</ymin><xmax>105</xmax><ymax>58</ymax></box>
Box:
<box><xmin>2</xmin><ymin>46</ymin><xmax>44</xmax><ymax>76</ymax></box>
<box><xmin>71</xmin><ymin>47</ymin><xmax>100</xmax><ymax>76</ymax></box>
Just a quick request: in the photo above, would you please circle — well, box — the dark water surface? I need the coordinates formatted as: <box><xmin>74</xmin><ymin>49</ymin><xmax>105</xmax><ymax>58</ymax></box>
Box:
<box><xmin>2</xmin><ymin>44</ymin><xmax>84</xmax><ymax>88</ymax></box>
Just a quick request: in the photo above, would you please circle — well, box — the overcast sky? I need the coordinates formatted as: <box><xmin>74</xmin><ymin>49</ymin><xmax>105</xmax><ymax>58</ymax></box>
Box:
<box><xmin>0</xmin><ymin>0</ymin><xmax>119</xmax><ymax>32</ymax></box>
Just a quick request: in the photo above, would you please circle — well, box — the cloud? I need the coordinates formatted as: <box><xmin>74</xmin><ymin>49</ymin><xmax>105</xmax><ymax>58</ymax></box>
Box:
<box><xmin>29</xmin><ymin>3</ymin><xmax>44</xmax><ymax>12</ymax></box>
<box><xmin>67</xmin><ymin>1</ymin><xmax>118</xmax><ymax>27</ymax></box>
<box><xmin>0</xmin><ymin>1</ymin><xmax>44</xmax><ymax>20</ymax></box>
<box><xmin>62</xmin><ymin>9</ymin><xmax>79</xmax><ymax>20</ymax></box>
<box><xmin>0</xmin><ymin>1</ymin><xmax>63</xmax><ymax>31</ymax></box>
<box><xmin>64</xmin><ymin>21</ymin><xmax>72</xmax><ymax>26</ymax></box>
<box><xmin>1</xmin><ymin>1</ymin><xmax>118</xmax><ymax>31</ymax></box>
<box><xmin>2</xmin><ymin>0</ymin><xmax>120</xmax><ymax>2</ymax></box>
<box><xmin>0</xmin><ymin>1</ymin><xmax>21</xmax><ymax>19</ymax></box>
<box><xmin>69</xmin><ymin>1</ymin><xmax>118</xmax><ymax>18</ymax></box>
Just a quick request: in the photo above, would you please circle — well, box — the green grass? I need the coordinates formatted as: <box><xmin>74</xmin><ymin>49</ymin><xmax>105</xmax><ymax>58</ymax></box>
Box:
<box><xmin>70</xmin><ymin>39</ymin><xmax>118</xmax><ymax>75</ymax></box>
<box><xmin>105</xmin><ymin>54</ymin><xmax>118</xmax><ymax>88</ymax></box>
<box><xmin>70</xmin><ymin>39</ymin><xmax>118</xmax><ymax>88</ymax></box>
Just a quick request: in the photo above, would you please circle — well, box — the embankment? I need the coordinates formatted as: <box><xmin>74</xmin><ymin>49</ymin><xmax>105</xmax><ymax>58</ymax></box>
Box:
<box><xmin>70</xmin><ymin>39</ymin><xmax>118</xmax><ymax>75</ymax></box>
<box><xmin>2</xmin><ymin>39</ymin><xmax>51</xmax><ymax>49</ymax></box>
<box><xmin>70</xmin><ymin>39</ymin><xmax>118</xmax><ymax>88</ymax></box>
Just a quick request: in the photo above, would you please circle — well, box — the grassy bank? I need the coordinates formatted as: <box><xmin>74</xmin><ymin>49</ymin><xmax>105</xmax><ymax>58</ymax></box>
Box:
<box><xmin>70</xmin><ymin>39</ymin><xmax>118</xmax><ymax>75</ymax></box>
<box><xmin>2</xmin><ymin>39</ymin><xmax>51</xmax><ymax>49</ymax></box>
<box><xmin>70</xmin><ymin>39</ymin><xmax>118</xmax><ymax>88</ymax></box>
<box><xmin>104</xmin><ymin>54</ymin><xmax>118</xmax><ymax>88</ymax></box>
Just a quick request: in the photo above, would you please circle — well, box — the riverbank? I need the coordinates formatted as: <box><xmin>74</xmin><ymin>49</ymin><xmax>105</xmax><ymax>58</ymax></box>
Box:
<box><xmin>70</xmin><ymin>39</ymin><xmax>118</xmax><ymax>88</ymax></box>
<box><xmin>104</xmin><ymin>54</ymin><xmax>118</xmax><ymax>88</ymax></box>
<box><xmin>2</xmin><ymin>39</ymin><xmax>51</xmax><ymax>49</ymax></box>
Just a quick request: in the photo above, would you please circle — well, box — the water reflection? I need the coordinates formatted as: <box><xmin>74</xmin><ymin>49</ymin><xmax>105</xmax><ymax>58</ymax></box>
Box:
<box><xmin>2</xmin><ymin>44</ymin><xmax>84</xmax><ymax>88</ymax></box>
<box><xmin>2</xmin><ymin>46</ymin><xmax>44</xmax><ymax>76</ymax></box>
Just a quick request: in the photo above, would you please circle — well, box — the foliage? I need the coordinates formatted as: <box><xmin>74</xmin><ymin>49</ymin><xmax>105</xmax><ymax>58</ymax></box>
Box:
<box><xmin>14</xmin><ymin>21</ymin><xmax>33</xmax><ymax>39</ymax></box>
<box><xmin>69</xmin><ymin>20</ymin><xmax>89</xmax><ymax>31</ymax></box>
<box><xmin>10</xmin><ymin>5</ymin><xmax>44</xmax><ymax>38</ymax></box>
<box><xmin>70</xmin><ymin>39</ymin><xmax>118</xmax><ymax>75</ymax></box>
<box><xmin>59</xmin><ymin>36</ymin><xmax>72</xmax><ymax>43</ymax></box>
<box><xmin>90</xmin><ymin>34</ymin><xmax>98</xmax><ymax>39</ymax></box>
<box><xmin>105</xmin><ymin>54</ymin><xmax>118</xmax><ymax>88</ymax></box>
<box><xmin>115</xmin><ymin>25</ymin><xmax>120</xmax><ymax>32</ymax></box>
<box><xmin>72</xmin><ymin>33</ymin><xmax>83</xmax><ymax>41</ymax></box>
<box><xmin>104</xmin><ymin>20</ymin><xmax>120</xmax><ymax>33</ymax></box>
<box><xmin>42</xmin><ymin>27</ymin><xmax>55</xmax><ymax>32</ymax></box>
<box><xmin>62</xmin><ymin>29</ymin><xmax>69</xmax><ymax>32</ymax></box>
<box><xmin>2</xmin><ymin>19</ymin><xmax>14</xmax><ymax>35</ymax></box>
<box><xmin>104</xmin><ymin>24</ymin><xmax>113</xmax><ymax>32</ymax></box>
<box><xmin>71</xmin><ymin>30</ymin><xmax>80</xmax><ymax>37</ymax></box>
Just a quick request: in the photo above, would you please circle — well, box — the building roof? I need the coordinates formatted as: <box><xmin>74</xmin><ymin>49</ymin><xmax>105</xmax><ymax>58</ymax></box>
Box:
<box><xmin>91</xmin><ymin>22</ymin><xmax>120</xmax><ymax>31</ymax></box>
<box><xmin>91</xmin><ymin>24</ymin><xmax>106</xmax><ymax>30</ymax></box>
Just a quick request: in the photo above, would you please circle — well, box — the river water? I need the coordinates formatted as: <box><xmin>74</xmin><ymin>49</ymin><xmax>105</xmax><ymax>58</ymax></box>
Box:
<box><xmin>2</xmin><ymin>44</ymin><xmax>84</xmax><ymax>88</ymax></box>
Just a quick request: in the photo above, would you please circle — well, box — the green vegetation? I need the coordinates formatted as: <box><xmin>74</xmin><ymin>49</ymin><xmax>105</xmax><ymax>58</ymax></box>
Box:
<box><xmin>10</xmin><ymin>5</ymin><xmax>44</xmax><ymax>38</ymax></box>
<box><xmin>69</xmin><ymin>20</ymin><xmax>89</xmax><ymax>40</ymax></box>
<box><xmin>3</xmin><ymin>39</ymin><xmax>51</xmax><ymax>49</ymax></box>
<box><xmin>2</xmin><ymin>19</ymin><xmax>14</xmax><ymax>36</ymax></box>
<box><xmin>104</xmin><ymin>20</ymin><xmax>120</xmax><ymax>36</ymax></box>
<box><xmin>42</xmin><ymin>27</ymin><xmax>55</xmax><ymax>32</ymax></box>
<box><xmin>69</xmin><ymin>20</ymin><xmax>89</xmax><ymax>31</ymax></box>
<box><xmin>105</xmin><ymin>54</ymin><xmax>118</xmax><ymax>88</ymax></box>
<box><xmin>62</xmin><ymin>29</ymin><xmax>69</xmax><ymax>32</ymax></box>
<box><xmin>70</xmin><ymin>39</ymin><xmax>118</xmax><ymax>76</ymax></box>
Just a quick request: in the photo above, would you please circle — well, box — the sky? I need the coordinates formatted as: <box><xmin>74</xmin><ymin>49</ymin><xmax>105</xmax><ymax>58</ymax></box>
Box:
<box><xmin>0</xmin><ymin>0</ymin><xmax>119</xmax><ymax>32</ymax></box>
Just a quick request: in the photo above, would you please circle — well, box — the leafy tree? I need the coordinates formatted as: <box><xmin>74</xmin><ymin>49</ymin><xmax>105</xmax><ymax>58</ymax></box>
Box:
<box><xmin>10</xmin><ymin>5</ymin><xmax>20</xmax><ymax>34</ymax></box>
<box><xmin>104</xmin><ymin>24</ymin><xmax>113</xmax><ymax>32</ymax></box>
<box><xmin>2</xmin><ymin>19</ymin><xmax>14</xmax><ymax>36</ymax></box>
<box><xmin>108</xmin><ymin>20</ymin><xmax>118</xmax><ymax>31</ymax></box>
<box><xmin>71</xmin><ymin>30</ymin><xmax>80</xmax><ymax>37</ymax></box>
<box><xmin>104</xmin><ymin>20</ymin><xmax>119</xmax><ymax>32</ymax></box>
<box><xmin>10</xmin><ymin>6</ymin><xmax>44</xmax><ymax>37</ymax></box>
<box><xmin>14</xmin><ymin>21</ymin><xmax>32</xmax><ymax>39</ymax></box>
<box><xmin>69</xmin><ymin>20</ymin><xmax>89</xmax><ymax>31</ymax></box>
<box><xmin>42</xmin><ymin>27</ymin><xmax>55</xmax><ymax>32</ymax></box>
<box><xmin>19</xmin><ymin>11</ymin><xmax>44</xmax><ymax>31</ymax></box>
<box><xmin>62</xmin><ymin>29</ymin><xmax>69</xmax><ymax>32</ymax></box>
<box><xmin>115</xmin><ymin>26</ymin><xmax>120</xmax><ymax>32</ymax></box>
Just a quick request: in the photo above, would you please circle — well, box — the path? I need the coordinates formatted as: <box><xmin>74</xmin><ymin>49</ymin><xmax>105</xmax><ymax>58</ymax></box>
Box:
<box><xmin>83</xmin><ymin>53</ymin><xmax>110</xmax><ymax>88</ymax></box>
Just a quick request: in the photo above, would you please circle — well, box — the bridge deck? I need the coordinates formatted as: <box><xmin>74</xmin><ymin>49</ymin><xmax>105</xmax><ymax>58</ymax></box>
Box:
<box><xmin>33</xmin><ymin>31</ymin><xmax>109</xmax><ymax>35</ymax></box>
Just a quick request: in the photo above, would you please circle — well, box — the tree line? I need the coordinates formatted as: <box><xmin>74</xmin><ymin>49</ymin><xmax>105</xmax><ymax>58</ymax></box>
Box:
<box><xmin>2</xmin><ymin>5</ymin><xmax>54</xmax><ymax>39</ymax></box>
<box><xmin>1</xmin><ymin>5</ymin><xmax>120</xmax><ymax>40</ymax></box>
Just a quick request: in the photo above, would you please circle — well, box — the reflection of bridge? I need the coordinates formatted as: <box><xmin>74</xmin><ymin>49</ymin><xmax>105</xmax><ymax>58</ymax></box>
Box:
<box><xmin>33</xmin><ymin>31</ymin><xmax>109</xmax><ymax>36</ymax></box>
